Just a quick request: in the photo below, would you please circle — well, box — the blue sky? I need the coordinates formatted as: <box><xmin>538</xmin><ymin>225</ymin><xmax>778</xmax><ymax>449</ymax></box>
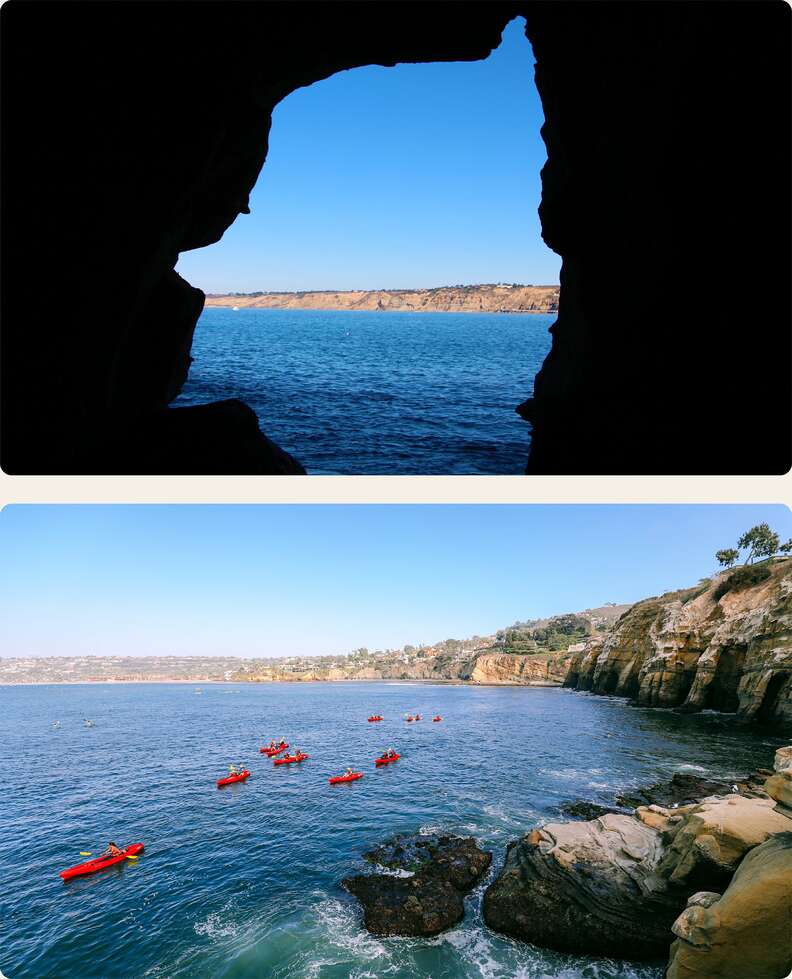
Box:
<box><xmin>1</xmin><ymin>506</ymin><xmax>789</xmax><ymax>659</ymax></box>
<box><xmin>176</xmin><ymin>17</ymin><xmax>559</xmax><ymax>293</ymax></box>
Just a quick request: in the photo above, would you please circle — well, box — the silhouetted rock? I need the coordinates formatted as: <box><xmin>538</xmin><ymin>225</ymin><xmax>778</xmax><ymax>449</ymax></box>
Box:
<box><xmin>3</xmin><ymin>3</ymin><xmax>788</xmax><ymax>473</ymax></box>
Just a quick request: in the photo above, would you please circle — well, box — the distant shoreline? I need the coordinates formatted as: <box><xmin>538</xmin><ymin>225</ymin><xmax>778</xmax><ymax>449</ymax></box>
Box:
<box><xmin>204</xmin><ymin>283</ymin><xmax>560</xmax><ymax>316</ymax></box>
<box><xmin>0</xmin><ymin>677</ymin><xmax>563</xmax><ymax>689</ymax></box>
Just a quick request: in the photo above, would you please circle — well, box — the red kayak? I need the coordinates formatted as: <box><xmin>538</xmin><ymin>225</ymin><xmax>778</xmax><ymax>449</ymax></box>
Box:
<box><xmin>60</xmin><ymin>843</ymin><xmax>144</xmax><ymax>881</ymax></box>
<box><xmin>260</xmin><ymin>743</ymin><xmax>289</xmax><ymax>756</ymax></box>
<box><xmin>274</xmin><ymin>753</ymin><xmax>309</xmax><ymax>766</ymax></box>
<box><xmin>432</xmin><ymin>716</ymin><xmax>442</xmax><ymax>722</ymax></box>
<box><xmin>375</xmin><ymin>753</ymin><xmax>400</xmax><ymax>766</ymax></box>
<box><xmin>217</xmin><ymin>770</ymin><xmax>250</xmax><ymax>787</ymax></box>
<box><xmin>367</xmin><ymin>716</ymin><xmax>383</xmax><ymax>722</ymax></box>
<box><xmin>329</xmin><ymin>772</ymin><xmax>363</xmax><ymax>784</ymax></box>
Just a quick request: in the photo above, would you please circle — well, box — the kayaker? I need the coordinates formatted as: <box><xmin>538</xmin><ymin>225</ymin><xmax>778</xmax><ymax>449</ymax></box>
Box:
<box><xmin>344</xmin><ymin>767</ymin><xmax>355</xmax><ymax>777</ymax></box>
<box><xmin>228</xmin><ymin>763</ymin><xmax>242</xmax><ymax>775</ymax></box>
<box><xmin>103</xmin><ymin>842</ymin><xmax>124</xmax><ymax>857</ymax></box>
<box><xmin>268</xmin><ymin>740</ymin><xmax>276</xmax><ymax>750</ymax></box>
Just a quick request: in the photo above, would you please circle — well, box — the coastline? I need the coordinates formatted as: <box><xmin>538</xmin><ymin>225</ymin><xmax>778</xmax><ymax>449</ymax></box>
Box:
<box><xmin>203</xmin><ymin>303</ymin><xmax>555</xmax><ymax>315</ymax></box>
<box><xmin>0</xmin><ymin>677</ymin><xmax>563</xmax><ymax>688</ymax></box>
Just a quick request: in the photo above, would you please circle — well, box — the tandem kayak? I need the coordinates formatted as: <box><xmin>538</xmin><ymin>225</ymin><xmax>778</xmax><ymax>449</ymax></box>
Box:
<box><xmin>329</xmin><ymin>772</ymin><xmax>363</xmax><ymax>784</ymax></box>
<box><xmin>367</xmin><ymin>716</ymin><xmax>383</xmax><ymax>722</ymax></box>
<box><xmin>217</xmin><ymin>770</ymin><xmax>250</xmax><ymax>787</ymax></box>
<box><xmin>274</xmin><ymin>753</ymin><xmax>309</xmax><ymax>766</ymax></box>
<box><xmin>60</xmin><ymin>843</ymin><xmax>144</xmax><ymax>881</ymax></box>
<box><xmin>260</xmin><ymin>743</ymin><xmax>288</xmax><ymax>756</ymax></box>
<box><xmin>375</xmin><ymin>753</ymin><xmax>400</xmax><ymax>766</ymax></box>
<box><xmin>432</xmin><ymin>716</ymin><xmax>442</xmax><ymax>722</ymax></box>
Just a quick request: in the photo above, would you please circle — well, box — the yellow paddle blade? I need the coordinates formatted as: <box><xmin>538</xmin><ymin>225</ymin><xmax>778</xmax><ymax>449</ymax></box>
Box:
<box><xmin>125</xmin><ymin>854</ymin><xmax>139</xmax><ymax>860</ymax></box>
<box><xmin>79</xmin><ymin>852</ymin><xmax>92</xmax><ymax>856</ymax></box>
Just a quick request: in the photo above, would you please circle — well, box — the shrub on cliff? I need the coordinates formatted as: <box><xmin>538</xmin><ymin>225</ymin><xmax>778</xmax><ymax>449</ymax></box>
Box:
<box><xmin>713</xmin><ymin>564</ymin><xmax>772</xmax><ymax>601</ymax></box>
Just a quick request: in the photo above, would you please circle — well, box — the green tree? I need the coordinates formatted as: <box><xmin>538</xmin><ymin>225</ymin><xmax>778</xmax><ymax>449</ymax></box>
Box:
<box><xmin>780</xmin><ymin>539</ymin><xmax>792</xmax><ymax>555</ymax></box>
<box><xmin>716</xmin><ymin>547</ymin><xmax>739</xmax><ymax>568</ymax></box>
<box><xmin>737</xmin><ymin>524</ymin><xmax>780</xmax><ymax>564</ymax></box>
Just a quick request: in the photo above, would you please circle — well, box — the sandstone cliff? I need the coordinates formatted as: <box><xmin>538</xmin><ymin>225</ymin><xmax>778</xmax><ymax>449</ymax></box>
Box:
<box><xmin>563</xmin><ymin>559</ymin><xmax>792</xmax><ymax>725</ymax></box>
<box><xmin>470</xmin><ymin>652</ymin><xmax>570</xmax><ymax>685</ymax></box>
<box><xmin>205</xmin><ymin>283</ymin><xmax>559</xmax><ymax>315</ymax></box>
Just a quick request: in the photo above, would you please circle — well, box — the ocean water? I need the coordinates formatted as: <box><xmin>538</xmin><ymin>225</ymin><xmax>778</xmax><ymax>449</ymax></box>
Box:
<box><xmin>173</xmin><ymin>308</ymin><xmax>555</xmax><ymax>474</ymax></box>
<box><xmin>1</xmin><ymin>682</ymin><xmax>786</xmax><ymax>979</ymax></box>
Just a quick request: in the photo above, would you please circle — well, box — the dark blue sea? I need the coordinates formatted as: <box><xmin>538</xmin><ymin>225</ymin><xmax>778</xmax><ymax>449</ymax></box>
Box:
<box><xmin>173</xmin><ymin>308</ymin><xmax>555</xmax><ymax>474</ymax></box>
<box><xmin>1</xmin><ymin>681</ymin><xmax>785</xmax><ymax>979</ymax></box>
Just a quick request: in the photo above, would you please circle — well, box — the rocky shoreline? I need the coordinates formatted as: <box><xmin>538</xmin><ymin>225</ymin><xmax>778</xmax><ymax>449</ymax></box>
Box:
<box><xmin>343</xmin><ymin>748</ymin><xmax>792</xmax><ymax>978</ymax></box>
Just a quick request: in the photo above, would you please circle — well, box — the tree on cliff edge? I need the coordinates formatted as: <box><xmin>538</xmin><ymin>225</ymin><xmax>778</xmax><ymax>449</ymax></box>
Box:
<box><xmin>716</xmin><ymin>548</ymin><xmax>739</xmax><ymax>568</ymax></box>
<box><xmin>737</xmin><ymin>524</ymin><xmax>780</xmax><ymax>564</ymax></box>
<box><xmin>716</xmin><ymin>524</ymin><xmax>790</xmax><ymax>568</ymax></box>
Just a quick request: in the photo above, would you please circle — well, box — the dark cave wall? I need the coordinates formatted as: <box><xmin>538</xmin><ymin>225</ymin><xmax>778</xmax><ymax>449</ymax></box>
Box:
<box><xmin>2</xmin><ymin>1</ymin><xmax>789</xmax><ymax>474</ymax></box>
<box><xmin>521</xmin><ymin>0</ymin><xmax>791</xmax><ymax>474</ymax></box>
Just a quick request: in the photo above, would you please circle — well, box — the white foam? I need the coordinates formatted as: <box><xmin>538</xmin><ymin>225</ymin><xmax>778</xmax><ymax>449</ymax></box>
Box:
<box><xmin>194</xmin><ymin>911</ymin><xmax>239</xmax><ymax>939</ymax></box>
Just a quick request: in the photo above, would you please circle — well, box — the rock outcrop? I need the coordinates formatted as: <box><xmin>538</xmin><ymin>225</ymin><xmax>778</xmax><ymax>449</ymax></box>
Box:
<box><xmin>666</xmin><ymin>832</ymin><xmax>792</xmax><ymax>979</ymax></box>
<box><xmin>343</xmin><ymin>833</ymin><xmax>491</xmax><ymax>937</ymax></box>
<box><xmin>483</xmin><ymin>757</ymin><xmax>792</xmax><ymax>961</ymax></box>
<box><xmin>763</xmin><ymin>745</ymin><xmax>792</xmax><ymax>813</ymax></box>
<box><xmin>482</xmin><ymin>812</ymin><xmax>684</xmax><ymax>958</ymax></box>
<box><xmin>563</xmin><ymin>559</ymin><xmax>792</xmax><ymax>725</ymax></box>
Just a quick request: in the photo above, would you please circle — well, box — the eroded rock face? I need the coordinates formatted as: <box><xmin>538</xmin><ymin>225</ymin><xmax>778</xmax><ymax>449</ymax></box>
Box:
<box><xmin>482</xmin><ymin>813</ymin><xmax>683</xmax><ymax>958</ymax></box>
<box><xmin>564</xmin><ymin>560</ymin><xmax>792</xmax><ymax>725</ymax></box>
<box><xmin>666</xmin><ymin>832</ymin><xmax>792</xmax><ymax>979</ymax></box>
<box><xmin>652</xmin><ymin>795</ymin><xmax>792</xmax><ymax>892</ymax></box>
<box><xmin>483</xmin><ymin>778</ymin><xmax>792</xmax><ymax>960</ymax></box>
<box><xmin>470</xmin><ymin>653</ymin><xmax>568</xmax><ymax>685</ymax></box>
<box><xmin>343</xmin><ymin>833</ymin><xmax>491</xmax><ymax>937</ymax></box>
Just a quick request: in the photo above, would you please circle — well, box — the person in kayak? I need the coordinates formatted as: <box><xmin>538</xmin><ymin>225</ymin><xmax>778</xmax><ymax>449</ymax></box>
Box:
<box><xmin>344</xmin><ymin>767</ymin><xmax>355</xmax><ymax>777</ymax></box>
<box><xmin>103</xmin><ymin>842</ymin><xmax>124</xmax><ymax>857</ymax></box>
<box><xmin>228</xmin><ymin>763</ymin><xmax>244</xmax><ymax>775</ymax></box>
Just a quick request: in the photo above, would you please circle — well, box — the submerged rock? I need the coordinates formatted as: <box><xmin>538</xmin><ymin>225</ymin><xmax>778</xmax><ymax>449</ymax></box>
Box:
<box><xmin>343</xmin><ymin>833</ymin><xmax>491</xmax><ymax>937</ymax></box>
<box><xmin>666</xmin><ymin>832</ymin><xmax>792</xmax><ymax>979</ymax></box>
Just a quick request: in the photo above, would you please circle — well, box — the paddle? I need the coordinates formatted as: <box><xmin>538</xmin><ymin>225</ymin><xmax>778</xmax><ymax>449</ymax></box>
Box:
<box><xmin>79</xmin><ymin>852</ymin><xmax>92</xmax><ymax>856</ymax></box>
<box><xmin>125</xmin><ymin>854</ymin><xmax>139</xmax><ymax>860</ymax></box>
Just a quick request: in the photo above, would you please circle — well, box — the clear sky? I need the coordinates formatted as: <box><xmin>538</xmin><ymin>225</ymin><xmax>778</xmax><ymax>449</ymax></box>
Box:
<box><xmin>175</xmin><ymin>17</ymin><xmax>559</xmax><ymax>294</ymax></box>
<box><xmin>1</xmin><ymin>505</ymin><xmax>789</xmax><ymax>660</ymax></box>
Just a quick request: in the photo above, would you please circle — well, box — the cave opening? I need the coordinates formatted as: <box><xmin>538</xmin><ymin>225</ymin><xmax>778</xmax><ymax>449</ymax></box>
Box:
<box><xmin>173</xmin><ymin>16</ymin><xmax>559</xmax><ymax>475</ymax></box>
<box><xmin>702</xmin><ymin>646</ymin><xmax>747</xmax><ymax>714</ymax></box>
<box><xmin>757</xmin><ymin>672</ymin><xmax>789</xmax><ymax>726</ymax></box>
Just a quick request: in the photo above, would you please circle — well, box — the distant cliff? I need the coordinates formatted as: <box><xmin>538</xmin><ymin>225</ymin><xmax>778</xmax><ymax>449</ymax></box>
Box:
<box><xmin>470</xmin><ymin>652</ymin><xmax>573</xmax><ymax>685</ymax></box>
<box><xmin>564</xmin><ymin>558</ymin><xmax>792</xmax><ymax>724</ymax></box>
<box><xmin>204</xmin><ymin>283</ymin><xmax>559</xmax><ymax>315</ymax></box>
